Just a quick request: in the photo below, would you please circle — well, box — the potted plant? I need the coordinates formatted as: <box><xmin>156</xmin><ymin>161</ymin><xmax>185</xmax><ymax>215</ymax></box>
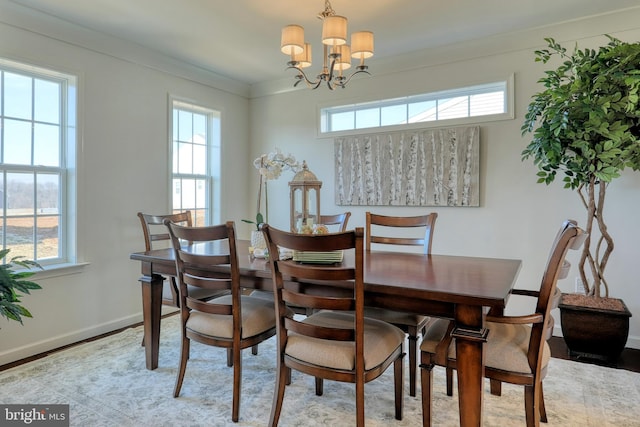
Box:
<box><xmin>0</xmin><ymin>249</ymin><xmax>43</xmax><ymax>326</ymax></box>
<box><xmin>521</xmin><ymin>36</ymin><xmax>640</xmax><ymax>362</ymax></box>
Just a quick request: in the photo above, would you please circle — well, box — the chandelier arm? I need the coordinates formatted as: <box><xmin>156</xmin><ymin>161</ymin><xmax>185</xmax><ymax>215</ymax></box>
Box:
<box><xmin>339</xmin><ymin>67</ymin><xmax>371</xmax><ymax>87</ymax></box>
<box><xmin>309</xmin><ymin>80</ymin><xmax>323</xmax><ymax>89</ymax></box>
<box><xmin>286</xmin><ymin>65</ymin><xmax>323</xmax><ymax>89</ymax></box>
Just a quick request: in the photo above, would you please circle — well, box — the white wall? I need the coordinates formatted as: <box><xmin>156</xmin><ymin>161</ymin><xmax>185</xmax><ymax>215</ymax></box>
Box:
<box><xmin>249</xmin><ymin>10</ymin><xmax>640</xmax><ymax>349</ymax></box>
<box><xmin>0</xmin><ymin>10</ymin><xmax>250</xmax><ymax>363</ymax></box>
<box><xmin>1</xmin><ymin>5</ymin><xmax>639</xmax><ymax>366</ymax></box>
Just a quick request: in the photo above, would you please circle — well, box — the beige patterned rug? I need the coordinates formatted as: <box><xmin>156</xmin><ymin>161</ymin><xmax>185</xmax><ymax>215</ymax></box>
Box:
<box><xmin>1</xmin><ymin>314</ymin><xmax>639</xmax><ymax>426</ymax></box>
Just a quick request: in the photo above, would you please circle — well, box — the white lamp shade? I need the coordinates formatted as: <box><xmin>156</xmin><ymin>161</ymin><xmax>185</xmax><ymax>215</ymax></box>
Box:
<box><xmin>333</xmin><ymin>45</ymin><xmax>351</xmax><ymax>70</ymax></box>
<box><xmin>351</xmin><ymin>31</ymin><xmax>374</xmax><ymax>59</ymax></box>
<box><xmin>322</xmin><ymin>15</ymin><xmax>347</xmax><ymax>46</ymax></box>
<box><xmin>293</xmin><ymin>43</ymin><xmax>312</xmax><ymax>68</ymax></box>
<box><xmin>281</xmin><ymin>25</ymin><xmax>304</xmax><ymax>55</ymax></box>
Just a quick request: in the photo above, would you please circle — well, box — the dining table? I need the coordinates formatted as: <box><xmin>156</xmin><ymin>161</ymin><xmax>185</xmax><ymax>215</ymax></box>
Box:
<box><xmin>130</xmin><ymin>239</ymin><xmax>521</xmax><ymax>427</ymax></box>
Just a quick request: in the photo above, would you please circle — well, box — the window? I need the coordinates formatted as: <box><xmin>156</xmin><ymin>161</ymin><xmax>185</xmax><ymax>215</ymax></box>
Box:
<box><xmin>170</xmin><ymin>99</ymin><xmax>221</xmax><ymax>226</ymax></box>
<box><xmin>320</xmin><ymin>79</ymin><xmax>512</xmax><ymax>134</ymax></box>
<box><xmin>0</xmin><ymin>59</ymin><xmax>77</xmax><ymax>266</ymax></box>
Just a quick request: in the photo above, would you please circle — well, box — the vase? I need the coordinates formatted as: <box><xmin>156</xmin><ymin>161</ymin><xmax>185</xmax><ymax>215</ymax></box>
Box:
<box><xmin>250</xmin><ymin>230</ymin><xmax>267</xmax><ymax>250</ymax></box>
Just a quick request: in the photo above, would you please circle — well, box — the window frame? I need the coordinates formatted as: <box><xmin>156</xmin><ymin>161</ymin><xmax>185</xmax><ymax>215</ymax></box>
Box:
<box><xmin>318</xmin><ymin>75</ymin><xmax>514</xmax><ymax>137</ymax></box>
<box><xmin>0</xmin><ymin>58</ymin><xmax>78</xmax><ymax>268</ymax></box>
<box><xmin>168</xmin><ymin>96</ymin><xmax>221</xmax><ymax>226</ymax></box>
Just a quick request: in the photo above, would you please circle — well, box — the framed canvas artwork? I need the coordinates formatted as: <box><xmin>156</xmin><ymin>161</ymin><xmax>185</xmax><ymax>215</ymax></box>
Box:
<box><xmin>334</xmin><ymin>126</ymin><xmax>479</xmax><ymax>206</ymax></box>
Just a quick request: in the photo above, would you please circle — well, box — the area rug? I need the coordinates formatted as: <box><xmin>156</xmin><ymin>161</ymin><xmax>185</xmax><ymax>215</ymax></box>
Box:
<box><xmin>1</xmin><ymin>314</ymin><xmax>639</xmax><ymax>426</ymax></box>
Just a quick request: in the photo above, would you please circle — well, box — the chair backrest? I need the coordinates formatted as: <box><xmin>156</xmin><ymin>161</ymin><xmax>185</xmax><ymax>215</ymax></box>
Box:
<box><xmin>365</xmin><ymin>212</ymin><xmax>437</xmax><ymax>254</ymax></box>
<box><xmin>165</xmin><ymin>220</ymin><xmax>241</xmax><ymax>324</ymax></box>
<box><xmin>138</xmin><ymin>211</ymin><xmax>192</xmax><ymax>251</ymax></box>
<box><xmin>320</xmin><ymin>212</ymin><xmax>352</xmax><ymax>232</ymax></box>
<box><xmin>528</xmin><ymin>220</ymin><xmax>586</xmax><ymax>368</ymax></box>
<box><xmin>261</xmin><ymin>224</ymin><xmax>365</xmax><ymax>359</ymax></box>
<box><xmin>544</xmin><ymin>220</ymin><xmax>577</xmax><ymax>340</ymax></box>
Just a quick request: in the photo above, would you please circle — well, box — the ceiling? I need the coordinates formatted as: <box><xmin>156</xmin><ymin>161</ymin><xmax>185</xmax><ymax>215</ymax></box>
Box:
<box><xmin>7</xmin><ymin>0</ymin><xmax>640</xmax><ymax>86</ymax></box>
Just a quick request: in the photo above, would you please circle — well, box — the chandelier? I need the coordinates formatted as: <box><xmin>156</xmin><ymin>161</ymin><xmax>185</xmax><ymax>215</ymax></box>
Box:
<box><xmin>280</xmin><ymin>0</ymin><xmax>374</xmax><ymax>90</ymax></box>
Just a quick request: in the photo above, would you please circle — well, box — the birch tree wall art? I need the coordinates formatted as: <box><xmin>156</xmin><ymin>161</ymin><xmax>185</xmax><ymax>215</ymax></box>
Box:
<box><xmin>334</xmin><ymin>126</ymin><xmax>479</xmax><ymax>206</ymax></box>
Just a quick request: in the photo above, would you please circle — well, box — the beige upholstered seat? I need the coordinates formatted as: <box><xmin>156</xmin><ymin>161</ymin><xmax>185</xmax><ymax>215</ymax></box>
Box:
<box><xmin>185</xmin><ymin>295</ymin><xmax>276</xmax><ymax>339</ymax></box>
<box><xmin>364</xmin><ymin>211</ymin><xmax>438</xmax><ymax>397</ymax></box>
<box><xmin>286</xmin><ymin>311</ymin><xmax>405</xmax><ymax>371</ymax></box>
<box><xmin>261</xmin><ymin>224</ymin><xmax>405</xmax><ymax>427</ymax></box>
<box><xmin>165</xmin><ymin>220</ymin><xmax>277</xmax><ymax>423</ymax></box>
<box><xmin>422</xmin><ymin>320</ymin><xmax>552</xmax><ymax>374</ymax></box>
<box><xmin>420</xmin><ymin>220</ymin><xmax>586</xmax><ymax>427</ymax></box>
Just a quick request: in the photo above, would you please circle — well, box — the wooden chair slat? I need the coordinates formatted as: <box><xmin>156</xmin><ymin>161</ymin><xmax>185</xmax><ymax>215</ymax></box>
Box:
<box><xmin>262</xmin><ymin>224</ymin><xmax>405</xmax><ymax>426</ymax></box>
<box><xmin>364</xmin><ymin>211</ymin><xmax>438</xmax><ymax>397</ymax></box>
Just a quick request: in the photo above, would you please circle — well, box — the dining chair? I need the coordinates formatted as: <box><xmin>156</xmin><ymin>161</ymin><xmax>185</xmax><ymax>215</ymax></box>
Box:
<box><xmin>420</xmin><ymin>219</ymin><xmax>586</xmax><ymax>427</ymax></box>
<box><xmin>254</xmin><ymin>212</ymin><xmax>352</xmax><ymax>315</ymax></box>
<box><xmin>484</xmin><ymin>258</ymin><xmax>566</xmax><ymax>398</ymax></box>
<box><xmin>261</xmin><ymin>224</ymin><xmax>405</xmax><ymax>427</ymax></box>
<box><xmin>364</xmin><ymin>211</ymin><xmax>438</xmax><ymax>397</ymax></box>
<box><xmin>320</xmin><ymin>211</ymin><xmax>352</xmax><ymax>232</ymax></box>
<box><xmin>137</xmin><ymin>211</ymin><xmax>226</xmax><ymax>307</ymax></box>
<box><xmin>165</xmin><ymin>220</ymin><xmax>277</xmax><ymax>423</ymax></box>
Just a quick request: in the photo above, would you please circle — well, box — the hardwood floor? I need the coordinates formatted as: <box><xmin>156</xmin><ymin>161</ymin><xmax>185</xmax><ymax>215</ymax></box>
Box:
<box><xmin>549</xmin><ymin>336</ymin><xmax>640</xmax><ymax>373</ymax></box>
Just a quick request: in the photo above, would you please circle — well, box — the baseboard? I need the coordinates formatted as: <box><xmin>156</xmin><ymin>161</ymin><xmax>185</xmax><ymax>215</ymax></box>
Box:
<box><xmin>0</xmin><ymin>313</ymin><xmax>143</xmax><ymax>366</ymax></box>
<box><xmin>552</xmin><ymin>325</ymin><xmax>640</xmax><ymax>350</ymax></box>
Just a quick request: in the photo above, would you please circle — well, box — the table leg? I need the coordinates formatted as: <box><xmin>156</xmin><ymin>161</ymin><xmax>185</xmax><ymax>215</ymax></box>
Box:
<box><xmin>140</xmin><ymin>273</ymin><xmax>163</xmax><ymax>370</ymax></box>
<box><xmin>452</xmin><ymin>305</ymin><xmax>488</xmax><ymax>427</ymax></box>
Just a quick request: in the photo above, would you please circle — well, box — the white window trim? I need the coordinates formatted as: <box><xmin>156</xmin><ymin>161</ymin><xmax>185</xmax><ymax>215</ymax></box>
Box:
<box><xmin>0</xmin><ymin>57</ymin><xmax>79</xmax><ymax>268</ymax></box>
<box><xmin>168</xmin><ymin>94</ymin><xmax>222</xmax><ymax>226</ymax></box>
<box><xmin>317</xmin><ymin>74</ymin><xmax>515</xmax><ymax>138</ymax></box>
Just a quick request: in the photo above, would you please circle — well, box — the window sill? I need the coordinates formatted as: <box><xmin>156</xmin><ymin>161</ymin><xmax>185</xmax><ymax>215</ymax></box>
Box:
<box><xmin>31</xmin><ymin>262</ymin><xmax>90</xmax><ymax>280</ymax></box>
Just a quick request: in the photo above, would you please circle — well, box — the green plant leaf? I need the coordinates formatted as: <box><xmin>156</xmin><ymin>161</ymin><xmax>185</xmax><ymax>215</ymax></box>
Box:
<box><xmin>0</xmin><ymin>250</ymin><xmax>42</xmax><ymax>325</ymax></box>
<box><xmin>521</xmin><ymin>35</ymin><xmax>640</xmax><ymax>297</ymax></box>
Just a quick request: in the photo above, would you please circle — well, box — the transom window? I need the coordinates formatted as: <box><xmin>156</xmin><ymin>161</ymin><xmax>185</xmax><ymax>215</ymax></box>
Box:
<box><xmin>0</xmin><ymin>59</ymin><xmax>77</xmax><ymax>265</ymax></box>
<box><xmin>320</xmin><ymin>80</ymin><xmax>511</xmax><ymax>134</ymax></box>
<box><xmin>170</xmin><ymin>99</ymin><xmax>221</xmax><ymax>226</ymax></box>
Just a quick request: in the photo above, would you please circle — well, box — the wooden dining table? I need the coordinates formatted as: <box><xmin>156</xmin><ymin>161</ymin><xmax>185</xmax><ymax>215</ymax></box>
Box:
<box><xmin>130</xmin><ymin>239</ymin><xmax>521</xmax><ymax>427</ymax></box>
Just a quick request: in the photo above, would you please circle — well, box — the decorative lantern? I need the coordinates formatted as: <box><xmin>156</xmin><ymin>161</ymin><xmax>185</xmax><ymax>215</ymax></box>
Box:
<box><xmin>289</xmin><ymin>161</ymin><xmax>322</xmax><ymax>232</ymax></box>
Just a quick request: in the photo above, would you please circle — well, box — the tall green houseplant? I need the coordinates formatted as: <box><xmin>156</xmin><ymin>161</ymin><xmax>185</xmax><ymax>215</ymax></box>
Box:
<box><xmin>0</xmin><ymin>249</ymin><xmax>42</xmax><ymax>325</ymax></box>
<box><xmin>522</xmin><ymin>36</ymin><xmax>640</xmax><ymax>299</ymax></box>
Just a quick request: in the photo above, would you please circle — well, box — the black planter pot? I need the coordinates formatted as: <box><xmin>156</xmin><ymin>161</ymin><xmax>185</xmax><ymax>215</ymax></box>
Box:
<box><xmin>559</xmin><ymin>295</ymin><xmax>632</xmax><ymax>364</ymax></box>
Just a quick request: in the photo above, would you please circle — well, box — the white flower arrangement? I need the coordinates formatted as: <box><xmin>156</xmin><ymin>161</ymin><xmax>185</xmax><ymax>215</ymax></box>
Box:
<box><xmin>243</xmin><ymin>148</ymin><xmax>300</xmax><ymax>230</ymax></box>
